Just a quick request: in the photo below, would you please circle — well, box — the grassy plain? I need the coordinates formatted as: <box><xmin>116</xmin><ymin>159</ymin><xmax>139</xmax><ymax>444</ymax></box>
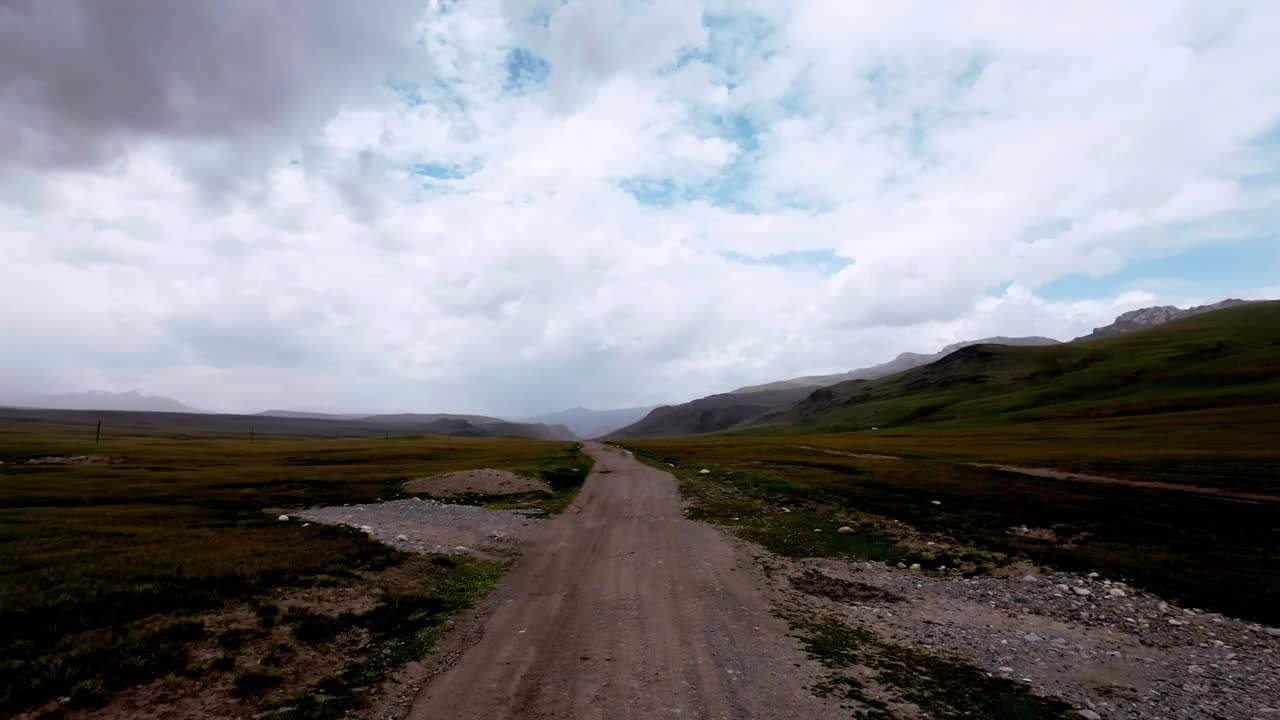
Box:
<box><xmin>0</xmin><ymin>417</ymin><xmax>581</xmax><ymax>715</ymax></box>
<box><xmin>622</xmin><ymin>429</ymin><xmax>1280</xmax><ymax>625</ymax></box>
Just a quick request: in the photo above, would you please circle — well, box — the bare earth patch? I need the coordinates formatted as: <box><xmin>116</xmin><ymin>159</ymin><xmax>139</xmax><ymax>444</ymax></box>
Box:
<box><xmin>295</xmin><ymin>497</ymin><xmax>540</xmax><ymax>560</ymax></box>
<box><xmin>23</xmin><ymin>455</ymin><xmax>125</xmax><ymax>465</ymax></box>
<box><xmin>15</xmin><ymin>557</ymin><xmax>445</xmax><ymax>720</ymax></box>
<box><xmin>403</xmin><ymin>469</ymin><xmax>549</xmax><ymax>498</ymax></box>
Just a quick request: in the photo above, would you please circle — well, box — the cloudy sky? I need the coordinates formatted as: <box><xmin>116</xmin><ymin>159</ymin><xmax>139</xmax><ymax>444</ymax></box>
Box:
<box><xmin>2</xmin><ymin>0</ymin><xmax>1278</xmax><ymax>416</ymax></box>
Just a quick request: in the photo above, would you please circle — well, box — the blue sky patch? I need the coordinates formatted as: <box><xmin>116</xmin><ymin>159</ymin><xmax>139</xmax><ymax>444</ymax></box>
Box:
<box><xmin>505</xmin><ymin>48</ymin><xmax>551</xmax><ymax>92</ymax></box>
<box><xmin>619</xmin><ymin>177</ymin><xmax>679</xmax><ymax>207</ymax></box>
<box><xmin>386</xmin><ymin>78</ymin><xmax>425</xmax><ymax>108</ymax></box>
<box><xmin>409</xmin><ymin>162</ymin><xmax>471</xmax><ymax>180</ymax></box>
<box><xmin>724</xmin><ymin>249</ymin><xmax>851</xmax><ymax>273</ymax></box>
<box><xmin>1037</xmin><ymin>236</ymin><xmax>1280</xmax><ymax>301</ymax></box>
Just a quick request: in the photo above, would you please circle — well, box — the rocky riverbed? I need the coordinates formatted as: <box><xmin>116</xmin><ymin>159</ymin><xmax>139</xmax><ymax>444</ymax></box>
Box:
<box><xmin>773</xmin><ymin>554</ymin><xmax>1280</xmax><ymax>720</ymax></box>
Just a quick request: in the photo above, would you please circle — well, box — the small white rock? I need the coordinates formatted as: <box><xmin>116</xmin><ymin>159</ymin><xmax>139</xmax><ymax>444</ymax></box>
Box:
<box><xmin>930</xmin><ymin>500</ymin><xmax>942</xmax><ymax>505</ymax></box>
<box><xmin>1108</xmin><ymin>588</ymin><xmax>1126</xmax><ymax>598</ymax></box>
<box><xmin>1072</xmin><ymin>587</ymin><xmax>1092</xmax><ymax>596</ymax></box>
<box><xmin>1021</xmin><ymin>574</ymin><xmax>1038</xmax><ymax>582</ymax></box>
<box><xmin>909</xmin><ymin>563</ymin><xmax>922</xmax><ymax>571</ymax></box>
<box><xmin>837</xmin><ymin>526</ymin><xmax>855</xmax><ymax>534</ymax></box>
<box><xmin>359</xmin><ymin>525</ymin><xmax>373</xmax><ymax>532</ymax></box>
<box><xmin>1056</xmin><ymin>583</ymin><xmax>1071</xmax><ymax>592</ymax></box>
<box><xmin>396</xmin><ymin>534</ymin><xmax>408</xmax><ymax>541</ymax></box>
<box><xmin>1078</xmin><ymin>710</ymin><xmax>1102</xmax><ymax>720</ymax></box>
<box><xmin>277</xmin><ymin>514</ymin><xmax>289</xmax><ymax>521</ymax></box>
<box><xmin>998</xmin><ymin>666</ymin><xmax>1013</xmax><ymax>673</ymax></box>
<box><xmin>699</xmin><ymin>468</ymin><xmax>711</xmax><ymax>474</ymax></box>
<box><xmin>1168</xmin><ymin>618</ymin><xmax>1186</xmax><ymax>626</ymax></box>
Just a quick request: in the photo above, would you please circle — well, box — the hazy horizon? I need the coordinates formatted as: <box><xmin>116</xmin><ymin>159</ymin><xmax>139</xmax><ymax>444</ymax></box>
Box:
<box><xmin>4</xmin><ymin>1</ymin><xmax>1279</xmax><ymax>417</ymax></box>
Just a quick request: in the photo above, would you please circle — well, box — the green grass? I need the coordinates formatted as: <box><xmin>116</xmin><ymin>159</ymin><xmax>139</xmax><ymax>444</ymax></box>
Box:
<box><xmin>622</xmin><ymin>437</ymin><xmax>1280</xmax><ymax>624</ymax></box>
<box><xmin>0</xmin><ymin>423</ymin><xmax>575</xmax><ymax>714</ymax></box>
<box><xmin>785</xmin><ymin>612</ymin><xmax>1074</xmax><ymax>720</ymax></box>
<box><xmin>761</xmin><ymin>303</ymin><xmax>1280</xmax><ymax>483</ymax></box>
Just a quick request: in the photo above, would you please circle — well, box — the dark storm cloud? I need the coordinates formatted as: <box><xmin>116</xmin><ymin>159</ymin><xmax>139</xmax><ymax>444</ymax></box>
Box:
<box><xmin>0</xmin><ymin>0</ymin><xmax>423</xmax><ymax>170</ymax></box>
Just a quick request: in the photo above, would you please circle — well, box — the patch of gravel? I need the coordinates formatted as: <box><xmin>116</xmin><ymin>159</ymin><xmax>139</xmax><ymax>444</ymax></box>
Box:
<box><xmin>293</xmin><ymin>498</ymin><xmax>541</xmax><ymax>560</ymax></box>
<box><xmin>769</xmin><ymin>556</ymin><xmax>1280</xmax><ymax>720</ymax></box>
<box><xmin>403</xmin><ymin>468</ymin><xmax>550</xmax><ymax>498</ymax></box>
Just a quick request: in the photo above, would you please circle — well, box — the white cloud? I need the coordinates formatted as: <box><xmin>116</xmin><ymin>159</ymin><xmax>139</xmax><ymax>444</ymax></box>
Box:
<box><xmin>1</xmin><ymin>0</ymin><xmax>1278</xmax><ymax>414</ymax></box>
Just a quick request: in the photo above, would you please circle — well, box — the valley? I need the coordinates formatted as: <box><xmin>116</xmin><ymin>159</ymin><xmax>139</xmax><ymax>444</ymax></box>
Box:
<box><xmin>2</xmin><ymin>300</ymin><xmax>1277</xmax><ymax>720</ymax></box>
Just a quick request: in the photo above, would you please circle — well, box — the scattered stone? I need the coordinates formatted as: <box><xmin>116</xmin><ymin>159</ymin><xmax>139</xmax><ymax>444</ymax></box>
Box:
<box><xmin>1267</xmin><ymin>628</ymin><xmax>1280</xmax><ymax>638</ymax></box>
<box><xmin>1056</xmin><ymin>584</ymin><xmax>1071</xmax><ymax>592</ymax></box>
<box><xmin>998</xmin><ymin>666</ymin><xmax>1014</xmax><ymax>673</ymax></box>
<box><xmin>1021</xmin><ymin>574</ymin><xmax>1038</xmax><ymax>582</ymax></box>
<box><xmin>931</xmin><ymin>500</ymin><xmax>942</xmax><ymax>505</ymax></box>
<box><xmin>909</xmin><ymin>563</ymin><xmax>922</xmax><ymax>571</ymax></box>
<box><xmin>359</xmin><ymin>525</ymin><xmax>374</xmax><ymax>532</ymax></box>
<box><xmin>1073</xmin><ymin>587</ymin><xmax>1092</xmax><ymax>597</ymax></box>
<box><xmin>837</xmin><ymin>526</ymin><xmax>855</xmax><ymax>534</ymax></box>
<box><xmin>1168</xmin><ymin>618</ymin><xmax>1186</xmax><ymax>626</ymax></box>
<box><xmin>1108</xmin><ymin>588</ymin><xmax>1126</xmax><ymax>598</ymax></box>
<box><xmin>699</xmin><ymin>469</ymin><xmax>711</xmax><ymax>475</ymax></box>
<box><xmin>277</xmin><ymin>514</ymin><xmax>289</xmax><ymax>521</ymax></box>
<box><xmin>396</xmin><ymin>534</ymin><xmax>408</xmax><ymax>542</ymax></box>
<box><xmin>1024</xmin><ymin>633</ymin><xmax>1043</xmax><ymax>642</ymax></box>
<box><xmin>1078</xmin><ymin>710</ymin><xmax>1102</xmax><ymax>720</ymax></box>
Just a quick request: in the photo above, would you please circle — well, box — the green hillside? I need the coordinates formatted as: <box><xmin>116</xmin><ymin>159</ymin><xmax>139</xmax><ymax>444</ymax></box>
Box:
<box><xmin>776</xmin><ymin>300</ymin><xmax>1280</xmax><ymax>433</ymax></box>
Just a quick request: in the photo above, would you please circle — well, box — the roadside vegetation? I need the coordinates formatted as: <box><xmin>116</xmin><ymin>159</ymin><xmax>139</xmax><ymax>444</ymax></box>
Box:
<box><xmin>784</xmin><ymin>612</ymin><xmax>1075</xmax><ymax>720</ymax></box>
<box><xmin>623</xmin><ymin>435</ymin><xmax>1279</xmax><ymax>625</ymax></box>
<box><xmin>0</xmin><ymin>418</ymin><xmax>582</xmax><ymax>716</ymax></box>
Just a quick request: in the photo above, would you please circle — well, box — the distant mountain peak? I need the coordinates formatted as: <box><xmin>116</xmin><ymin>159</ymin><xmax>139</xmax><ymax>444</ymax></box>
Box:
<box><xmin>1</xmin><ymin>389</ymin><xmax>203</xmax><ymax>413</ymax></box>
<box><xmin>1085</xmin><ymin>299</ymin><xmax>1251</xmax><ymax>339</ymax></box>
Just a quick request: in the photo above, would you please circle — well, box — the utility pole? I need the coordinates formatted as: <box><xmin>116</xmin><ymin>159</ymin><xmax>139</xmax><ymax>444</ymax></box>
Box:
<box><xmin>95</xmin><ymin>419</ymin><xmax>101</xmax><ymax>445</ymax></box>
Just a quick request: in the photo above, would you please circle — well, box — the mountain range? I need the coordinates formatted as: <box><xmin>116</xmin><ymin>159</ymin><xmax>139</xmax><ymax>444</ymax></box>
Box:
<box><xmin>607</xmin><ymin>299</ymin><xmax>1262</xmax><ymax>439</ymax></box>
<box><xmin>5</xmin><ymin>299</ymin><xmax>1261</xmax><ymax>442</ymax></box>
<box><xmin>517</xmin><ymin>406</ymin><xmax>656</xmax><ymax>439</ymax></box>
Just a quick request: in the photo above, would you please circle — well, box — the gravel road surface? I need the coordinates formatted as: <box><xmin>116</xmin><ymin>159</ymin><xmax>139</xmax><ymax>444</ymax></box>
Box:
<box><xmin>407</xmin><ymin>442</ymin><xmax>840</xmax><ymax>720</ymax></box>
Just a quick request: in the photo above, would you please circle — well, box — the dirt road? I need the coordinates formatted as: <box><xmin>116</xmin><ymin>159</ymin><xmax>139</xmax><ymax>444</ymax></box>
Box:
<box><xmin>408</xmin><ymin>442</ymin><xmax>840</xmax><ymax>720</ymax></box>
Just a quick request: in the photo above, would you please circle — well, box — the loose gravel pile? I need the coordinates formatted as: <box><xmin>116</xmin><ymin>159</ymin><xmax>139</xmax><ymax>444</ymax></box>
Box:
<box><xmin>773</xmin><ymin>556</ymin><xmax>1280</xmax><ymax>720</ymax></box>
<box><xmin>293</xmin><ymin>498</ymin><xmax>541</xmax><ymax>559</ymax></box>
